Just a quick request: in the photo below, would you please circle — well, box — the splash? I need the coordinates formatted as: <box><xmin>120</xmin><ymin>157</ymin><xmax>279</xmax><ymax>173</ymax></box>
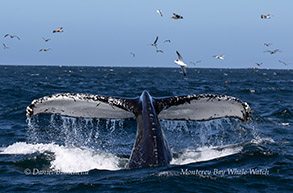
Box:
<box><xmin>23</xmin><ymin>115</ymin><xmax>265</xmax><ymax>170</ymax></box>
<box><xmin>0</xmin><ymin>142</ymin><xmax>123</xmax><ymax>172</ymax></box>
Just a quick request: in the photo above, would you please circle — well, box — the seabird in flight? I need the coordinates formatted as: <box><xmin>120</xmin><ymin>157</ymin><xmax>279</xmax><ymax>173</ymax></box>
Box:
<box><xmin>42</xmin><ymin>37</ymin><xmax>51</xmax><ymax>42</ymax></box>
<box><xmin>130</xmin><ymin>52</ymin><xmax>135</xmax><ymax>57</ymax></box>
<box><xmin>174</xmin><ymin>51</ymin><xmax>187</xmax><ymax>77</ymax></box>
<box><xmin>261</xmin><ymin>14</ymin><xmax>271</xmax><ymax>19</ymax></box>
<box><xmin>156</xmin><ymin>9</ymin><xmax>163</xmax><ymax>17</ymax></box>
<box><xmin>278</xmin><ymin>60</ymin><xmax>290</xmax><ymax>66</ymax></box>
<box><xmin>190</xmin><ymin>60</ymin><xmax>201</xmax><ymax>66</ymax></box>
<box><xmin>2</xmin><ymin>43</ymin><xmax>8</xmax><ymax>49</ymax></box>
<box><xmin>151</xmin><ymin>36</ymin><xmax>159</xmax><ymax>48</ymax></box>
<box><xmin>53</xmin><ymin>27</ymin><xmax>63</xmax><ymax>33</ymax></box>
<box><xmin>39</xmin><ymin>48</ymin><xmax>51</xmax><ymax>52</ymax></box>
<box><xmin>4</xmin><ymin>34</ymin><xmax>20</xmax><ymax>40</ymax></box>
<box><xmin>265</xmin><ymin>49</ymin><xmax>280</xmax><ymax>54</ymax></box>
<box><xmin>171</xmin><ymin>13</ymin><xmax>183</xmax><ymax>19</ymax></box>
<box><xmin>213</xmin><ymin>54</ymin><xmax>224</xmax><ymax>60</ymax></box>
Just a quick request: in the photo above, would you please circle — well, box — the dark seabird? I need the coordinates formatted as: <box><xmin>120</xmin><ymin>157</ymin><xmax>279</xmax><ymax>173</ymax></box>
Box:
<box><xmin>42</xmin><ymin>37</ymin><xmax>51</xmax><ymax>42</ymax></box>
<box><xmin>39</xmin><ymin>48</ymin><xmax>51</xmax><ymax>52</ymax></box>
<box><xmin>2</xmin><ymin>43</ymin><xmax>8</xmax><ymax>49</ymax></box>
<box><xmin>278</xmin><ymin>60</ymin><xmax>289</xmax><ymax>66</ymax></box>
<box><xmin>53</xmin><ymin>27</ymin><xmax>63</xmax><ymax>33</ymax></box>
<box><xmin>156</xmin><ymin>49</ymin><xmax>164</xmax><ymax>53</ymax></box>
<box><xmin>264</xmin><ymin>43</ymin><xmax>271</xmax><ymax>47</ymax></box>
<box><xmin>190</xmin><ymin>60</ymin><xmax>201</xmax><ymax>66</ymax></box>
<box><xmin>256</xmin><ymin>62</ymin><xmax>263</xmax><ymax>67</ymax></box>
<box><xmin>4</xmin><ymin>34</ymin><xmax>20</xmax><ymax>40</ymax></box>
<box><xmin>171</xmin><ymin>13</ymin><xmax>183</xmax><ymax>19</ymax></box>
<box><xmin>130</xmin><ymin>52</ymin><xmax>135</xmax><ymax>57</ymax></box>
<box><xmin>151</xmin><ymin>36</ymin><xmax>159</xmax><ymax>48</ymax></box>
<box><xmin>265</xmin><ymin>49</ymin><xmax>280</xmax><ymax>55</ymax></box>
<box><xmin>261</xmin><ymin>14</ymin><xmax>271</xmax><ymax>19</ymax></box>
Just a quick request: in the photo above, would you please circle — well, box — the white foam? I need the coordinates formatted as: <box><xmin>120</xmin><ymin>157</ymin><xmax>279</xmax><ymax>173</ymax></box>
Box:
<box><xmin>171</xmin><ymin>145</ymin><xmax>243</xmax><ymax>165</ymax></box>
<box><xmin>0</xmin><ymin>142</ymin><xmax>121</xmax><ymax>172</ymax></box>
<box><xmin>250</xmin><ymin>137</ymin><xmax>275</xmax><ymax>144</ymax></box>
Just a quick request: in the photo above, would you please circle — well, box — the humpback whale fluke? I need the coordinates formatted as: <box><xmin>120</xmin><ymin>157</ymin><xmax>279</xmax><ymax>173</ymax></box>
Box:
<box><xmin>26</xmin><ymin>91</ymin><xmax>251</xmax><ymax>168</ymax></box>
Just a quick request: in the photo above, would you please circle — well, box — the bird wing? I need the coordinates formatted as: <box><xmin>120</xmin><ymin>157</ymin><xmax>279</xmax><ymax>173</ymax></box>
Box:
<box><xmin>154</xmin><ymin>36</ymin><xmax>158</xmax><ymax>44</ymax></box>
<box><xmin>176</xmin><ymin>51</ymin><xmax>183</xmax><ymax>61</ymax></box>
<box><xmin>181</xmin><ymin>66</ymin><xmax>186</xmax><ymax>77</ymax></box>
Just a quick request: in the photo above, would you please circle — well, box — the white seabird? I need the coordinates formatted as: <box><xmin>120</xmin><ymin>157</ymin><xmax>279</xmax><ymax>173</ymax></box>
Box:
<box><xmin>156</xmin><ymin>9</ymin><xmax>163</xmax><ymax>17</ymax></box>
<box><xmin>213</xmin><ymin>54</ymin><xmax>224</xmax><ymax>60</ymax></box>
<box><xmin>174</xmin><ymin>51</ymin><xmax>187</xmax><ymax>77</ymax></box>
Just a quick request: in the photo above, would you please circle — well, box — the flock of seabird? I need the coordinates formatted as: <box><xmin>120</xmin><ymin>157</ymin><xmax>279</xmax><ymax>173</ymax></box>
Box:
<box><xmin>129</xmin><ymin>11</ymin><xmax>289</xmax><ymax>78</ymax></box>
<box><xmin>2</xmin><ymin>26</ymin><xmax>63</xmax><ymax>52</ymax></box>
<box><xmin>1</xmin><ymin>10</ymin><xmax>290</xmax><ymax>76</ymax></box>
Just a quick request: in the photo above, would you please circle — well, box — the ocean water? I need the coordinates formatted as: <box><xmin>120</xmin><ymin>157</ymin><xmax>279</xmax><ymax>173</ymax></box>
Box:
<box><xmin>0</xmin><ymin>65</ymin><xmax>292</xmax><ymax>192</ymax></box>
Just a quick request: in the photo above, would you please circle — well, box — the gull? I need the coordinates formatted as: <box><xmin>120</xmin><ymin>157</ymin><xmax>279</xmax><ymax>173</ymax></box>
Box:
<box><xmin>265</xmin><ymin>49</ymin><xmax>280</xmax><ymax>54</ymax></box>
<box><xmin>130</xmin><ymin>52</ymin><xmax>135</xmax><ymax>57</ymax></box>
<box><xmin>213</xmin><ymin>54</ymin><xmax>224</xmax><ymax>60</ymax></box>
<box><xmin>171</xmin><ymin>13</ymin><xmax>183</xmax><ymax>19</ymax></box>
<box><xmin>278</xmin><ymin>60</ymin><xmax>290</xmax><ymax>66</ymax></box>
<box><xmin>39</xmin><ymin>48</ymin><xmax>51</xmax><ymax>52</ymax></box>
<box><xmin>2</xmin><ymin>43</ymin><xmax>8</xmax><ymax>49</ymax></box>
<box><xmin>190</xmin><ymin>60</ymin><xmax>201</xmax><ymax>66</ymax></box>
<box><xmin>156</xmin><ymin>9</ymin><xmax>163</xmax><ymax>17</ymax></box>
<box><xmin>256</xmin><ymin>62</ymin><xmax>263</xmax><ymax>67</ymax></box>
<box><xmin>4</xmin><ymin>34</ymin><xmax>20</xmax><ymax>40</ymax></box>
<box><xmin>42</xmin><ymin>37</ymin><xmax>51</xmax><ymax>42</ymax></box>
<box><xmin>151</xmin><ymin>36</ymin><xmax>159</xmax><ymax>48</ymax></box>
<box><xmin>156</xmin><ymin>49</ymin><xmax>164</xmax><ymax>53</ymax></box>
<box><xmin>164</xmin><ymin>40</ymin><xmax>171</xmax><ymax>43</ymax></box>
<box><xmin>174</xmin><ymin>51</ymin><xmax>187</xmax><ymax>77</ymax></box>
<box><xmin>53</xmin><ymin>27</ymin><xmax>63</xmax><ymax>33</ymax></box>
<box><xmin>261</xmin><ymin>14</ymin><xmax>271</xmax><ymax>19</ymax></box>
<box><xmin>264</xmin><ymin>43</ymin><xmax>271</xmax><ymax>47</ymax></box>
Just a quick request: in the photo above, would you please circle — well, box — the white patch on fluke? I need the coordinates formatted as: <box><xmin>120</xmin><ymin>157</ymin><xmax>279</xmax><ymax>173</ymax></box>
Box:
<box><xmin>0</xmin><ymin>142</ymin><xmax>121</xmax><ymax>172</ymax></box>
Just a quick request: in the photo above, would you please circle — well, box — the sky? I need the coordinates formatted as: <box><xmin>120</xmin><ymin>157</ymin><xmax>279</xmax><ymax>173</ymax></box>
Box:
<box><xmin>0</xmin><ymin>0</ymin><xmax>292</xmax><ymax>69</ymax></box>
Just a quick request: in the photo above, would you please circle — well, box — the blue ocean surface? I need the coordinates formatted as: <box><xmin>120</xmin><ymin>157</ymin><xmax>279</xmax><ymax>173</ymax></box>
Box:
<box><xmin>0</xmin><ymin>65</ymin><xmax>292</xmax><ymax>192</ymax></box>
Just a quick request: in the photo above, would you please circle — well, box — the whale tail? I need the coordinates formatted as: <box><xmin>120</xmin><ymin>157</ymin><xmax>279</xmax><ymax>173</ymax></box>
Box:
<box><xmin>26</xmin><ymin>93</ymin><xmax>250</xmax><ymax>123</ymax></box>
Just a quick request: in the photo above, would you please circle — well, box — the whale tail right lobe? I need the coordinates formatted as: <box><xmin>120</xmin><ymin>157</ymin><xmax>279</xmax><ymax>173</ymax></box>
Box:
<box><xmin>154</xmin><ymin>94</ymin><xmax>251</xmax><ymax>123</ymax></box>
